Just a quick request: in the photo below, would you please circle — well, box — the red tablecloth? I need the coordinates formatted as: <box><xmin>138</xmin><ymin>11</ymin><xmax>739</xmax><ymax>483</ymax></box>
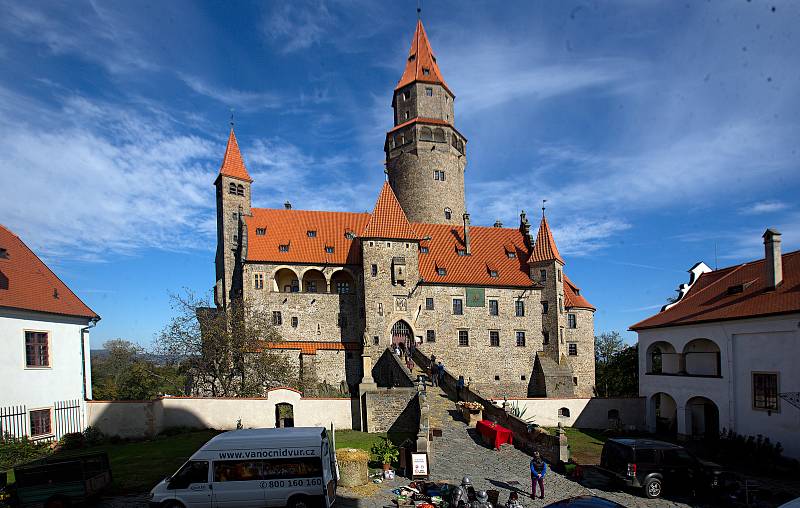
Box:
<box><xmin>475</xmin><ymin>420</ymin><xmax>513</xmax><ymax>449</ymax></box>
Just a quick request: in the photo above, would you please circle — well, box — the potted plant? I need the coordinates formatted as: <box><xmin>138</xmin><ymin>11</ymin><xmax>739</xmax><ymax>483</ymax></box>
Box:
<box><xmin>370</xmin><ymin>437</ymin><xmax>399</xmax><ymax>471</ymax></box>
<box><xmin>456</xmin><ymin>401</ymin><xmax>484</xmax><ymax>427</ymax></box>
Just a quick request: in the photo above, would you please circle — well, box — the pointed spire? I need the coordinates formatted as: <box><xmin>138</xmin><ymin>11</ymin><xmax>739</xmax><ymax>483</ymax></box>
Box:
<box><xmin>530</xmin><ymin>215</ymin><xmax>564</xmax><ymax>264</ymax></box>
<box><xmin>362</xmin><ymin>182</ymin><xmax>418</xmax><ymax>239</ymax></box>
<box><xmin>396</xmin><ymin>20</ymin><xmax>452</xmax><ymax>96</ymax></box>
<box><xmin>218</xmin><ymin>128</ymin><xmax>253</xmax><ymax>182</ymax></box>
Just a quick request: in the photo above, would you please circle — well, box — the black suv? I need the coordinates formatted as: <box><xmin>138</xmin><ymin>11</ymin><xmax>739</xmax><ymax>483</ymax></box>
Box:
<box><xmin>599</xmin><ymin>438</ymin><xmax>724</xmax><ymax>499</ymax></box>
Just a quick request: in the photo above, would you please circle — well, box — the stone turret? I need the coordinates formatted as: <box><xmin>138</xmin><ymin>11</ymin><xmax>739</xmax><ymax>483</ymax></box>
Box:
<box><xmin>385</xmin><ymin>20</ymin><xmax>467</xmax><ymax>225</ymax></box>
<box><xmin>214</xmin><ymin>127</ymin><xmax>252</xmax><ymax>308</ymax></box>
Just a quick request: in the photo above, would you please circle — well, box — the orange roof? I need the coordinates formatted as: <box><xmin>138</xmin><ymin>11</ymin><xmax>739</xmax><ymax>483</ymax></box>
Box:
<box><xmin>218</xmin><ymin>128</ymin><xmax>252</xmax><ymax>183</ymax></box>
<box><xmin>631</xmin><ymin>250</ymin><xmax>800</xmax><ymax>330</ymax></box>
<box><xmin>530</xmin><ymin>215</ymin><xmax>564</xmax><ymax>264</ymax></box>
<box><xmin>396</xmin><ymin>20</ymin><xmax>453</xmax><ymax>96</ymax></box>
<box><xmin>564</xmin><ymin>275</ymin><xmax>594</xmax><ymax>310</ymax></box>
<box><xmin>414</xmin><ymin>223</ymin><xmax>535</xmax><ymax>287</ymax></box>
<box><xmin>361</xmin><ymin>182</ymin><xmax>419</xmax><ymax>240</ymax></box>
<box><xmin>265</xmin><ymin>341</ymin><xmax>362</xmax><ymax>355</ymax></box>
<box><xmin>246</xmin><ymin>209</ymin><xmax>369</xmax><ymax>265</ymax></box>
<box><xmin>0</xmin><ymin>225</ymin><xmax>98</xmax><ymax>320</ymax></box>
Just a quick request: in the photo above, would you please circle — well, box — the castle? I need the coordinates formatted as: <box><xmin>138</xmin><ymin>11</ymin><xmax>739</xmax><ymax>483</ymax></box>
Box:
<box><xmin>212</xmin><ymin>20</ymin><xmax>595</xmax><ymax>398</ymax></box>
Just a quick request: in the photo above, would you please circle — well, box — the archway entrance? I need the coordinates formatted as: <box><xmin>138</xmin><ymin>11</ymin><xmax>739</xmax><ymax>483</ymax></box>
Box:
<box><xmin>686</xmin><ymin>396</ymin><xmax>719</xmax><ymax>440</ymax></box>
<box><xmin>650</xmin><ymin>392</ymin><xmax>677</xmax><ymax>436</ymax></box>
<box><xmin>275</xmin><ymin>403</ymin><xmax>294</xmax><ymax>428</ymax></box>
<box><xmin>391</xmin><ymin>320</ymin><xmax>412</xmax><ymax>348</ymax></box>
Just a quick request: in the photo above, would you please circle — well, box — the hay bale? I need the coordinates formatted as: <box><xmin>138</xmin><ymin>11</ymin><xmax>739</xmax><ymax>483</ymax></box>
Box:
<box><xmin>336</xmin><ymin>448</ymin><xmax>369</xmax><ymax>487</ymax></box>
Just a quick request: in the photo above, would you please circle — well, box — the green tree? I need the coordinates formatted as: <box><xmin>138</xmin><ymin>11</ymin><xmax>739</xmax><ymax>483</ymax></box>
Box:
<box><xmin>92</xmin><ymin>339</ymin><xmax>185</xmax><ymax>400</ymax></box>
<box><xmin>594</xmin><ymin>331</ymin><xmax>638</xmax><ymax>397</ymax></box>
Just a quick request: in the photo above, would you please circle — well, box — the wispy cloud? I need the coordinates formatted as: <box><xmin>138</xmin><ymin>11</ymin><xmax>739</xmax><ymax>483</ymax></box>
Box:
<box><xmin>179</xmin><ymin>74</ymin><xmax>282</xmax><ymax>112</ymax></box>
<box><xmin>263</xmin><ymin>1</ymin><xmax>332</xmax><ymax>53</ymax></box>
<box><xmin>739</xmin><ymin>201</ymin><xmax>790</xmax><ymax>215</ymax></box>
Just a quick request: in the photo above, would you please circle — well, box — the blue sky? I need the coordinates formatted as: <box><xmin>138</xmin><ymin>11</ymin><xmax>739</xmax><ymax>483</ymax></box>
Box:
<box><xmin>1</xmin><ymin>0</ymin><xmax>797</xmax><ymax>349</ymax></box>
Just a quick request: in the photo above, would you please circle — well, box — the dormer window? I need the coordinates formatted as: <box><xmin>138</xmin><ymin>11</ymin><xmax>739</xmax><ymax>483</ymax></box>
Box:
<box><xmin>489</xmin><ymin>270</ymin><xmax>498</xmax><ymax>278</ymax></box>
<box><xmin>279</xmin><ymin>244</ymin><xmax>289</xmax><ymax>252</ymax></box>
<box><xmin>437</xmin><ymin>267</ymin><xmax>447</xmax><ymax>276</ymax></box>
<box><xmin>344</xmin><ymin>230</ymin><xmax>355</xmax><ymax>240</ymax></box>
<box><xmin>307</xmin><ymin>230</ymin><xmax>317</xmax><ymax>238</ymax></box>
<box><xmin>256</xmin><ymin>228</ymin><xmax>266</xmax><ymax>236</ymax></box>
<box><xmin>0</xmin><ymin>248</ymin><xmax>7</xmax><ymax>259</ymax></box>
<box><xmin>325</xmin><ymin>246</ymin><xmax>334</xmax><ymax>254</ymax></box>
<box><xmin>422</xmin><ymin>68</ymin><xmax>430</xmax><ymax>76</ymax></box>
<box><xmin>507</xmin><ymin>252</ymin><xmax>516</xmax><ymax>259</ymax></box>
<box><xmin>456</xmin><ymin>248</ymin><xmax>466</xmax><ymax>256</ymax></box>
<box><xmin>420</xmin><ymin>246</ymin><xmax>429</xmax><ymax>254</ymax></box>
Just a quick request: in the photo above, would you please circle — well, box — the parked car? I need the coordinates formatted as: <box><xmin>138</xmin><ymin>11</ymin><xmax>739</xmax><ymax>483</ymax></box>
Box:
<box><xmin>0</xmin><ymin>452</ymin><xmax>112</xmax><ymax>507</ymax></box>
<box><xmin>598</xmin><ymin>438</ymin><xmax>723</xmax><ymax>499</ymax></box>
<box><xmin>149</xmin><ymin>427</ymin><xmax>338</xmax><ymax>508</ymax></box>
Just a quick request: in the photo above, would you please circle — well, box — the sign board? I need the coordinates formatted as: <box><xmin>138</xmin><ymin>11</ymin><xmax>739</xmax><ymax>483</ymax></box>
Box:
<box><xmin>465</xmin><ymin>287</ymin><xmax>485</xmax><ymax>307</ymax></box>
<box><xmin>411</xmin><ymin>453</ymin><xmax>429</xmax><ymax>478</ymax></box>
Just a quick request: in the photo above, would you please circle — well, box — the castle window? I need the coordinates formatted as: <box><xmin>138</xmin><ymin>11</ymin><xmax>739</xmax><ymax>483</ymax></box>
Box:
<box><xmin>425</xmin><ymin>87</ymin><xmax>433</xmax><ymax>96</ymax></box>
<box><xmin>507</xmin><ymin>252</ymin><xmax>516</xmax><ymax>259</ymax></box>
<box><xmin>421</xmin><ymin>127</ymin><xmax>433</xmax><ymax>141</ymax></box>
<box><xmin>452</xmin><ymin>298</ymin><xmax>463</xmax><ymax>315</ymax></box>
<box><xmin>279</xmin><ymin>244</ymin><xmax>289</xmax><ymax>252</ymax></box>
<box><xmin>254</xmin><ymin>273</ymin><xmax>264</xmax><ymax>290</ymax></box>
<box><xmin>437</xmin><ymin>267</ymin><xmax>446</xmax><ymax>276</ymax></box>
<box><xmin>386</xmin><ymin>242</ymin><xmax>391</xmax><ymax>247</ymax></box>
<box><xmin>371</xmin><ymin>264</ymin><xmax>378</xmax><ymax>277</ymax></box>
<box><xmin>540</xmin><ymin>269</ymin><xmax>547</xmax><ymax>281</ymax></box>
<box><xmin>335</xmin><ymin>281</ymin><xmax>351</xmax><ymax>294</ymax></box>
<box><xmin>307</xmin><ymin>230</ymin><xmax>317</xmax><ymax>238</ymax></box>
<box><xmin>420</xmin><ymin>246</ymin><xmax>429</xmax><ymax>253</ymax></box>
<box><xmin>272</xmin><ymin>311</ymin><xmax>282</xmax><ymax>326</ymax></box>
<box><xmin>306</xmin><ymin>281</ymin><xmax>317</xmax><ymax>293</ymax></box>
<box><xmin>228</xmin><ymin>182</ymin><xmax>237</xmax><ymax>194</ymax></box>
<box><xmin>521</xmin><ymin>375</ymin><xmax>526</xmax><ymax>381</ymax></box>
<box><xmin>543</xmin><ymin>331</ymin><xmax>550</xmax><ymax>345</ymax></box>
<box><xmin>426</xmin><ymin>330</ymin><xmax>435</xmax><ymax>343</ymax></box>
<box><xmin>425</xmin><ymin>297</ymin><xmax>434</xmax><ymax>310</ymax></box>
<box><xmin>423</xmin><ymin>68</ymin><xmax>431</xmax><ymax>76</ymax></box>
<box><xmin>444</xmin><ymin>208</ymin><xmax>452</xmax><ymax>220</ymax></box>
<box><xmin>433</xmin><ymin>128</ymin><xmax>445</xmax><ymax>143</ymax></box>
<box><xmin>236</xmin><ymin>184</ymin><xmax>244</xmax><ymax>196</ymax></box>
<box><xmin>456</xmin><ymin>248</ymin><xmax>466</xmax><ymax>256</ymax></box>
<box><xmin>344</xmin><ymin>230</ymin><xmax>355</xmax><ymax>240</ymax></box>
<box><xmin>434</xmin><ymin>170</ymin><xmax>445</xmax><ymax>180</ymax></box>
<box><xmin>25</xmin><ymin>331</ymin><xmax>49</xmax><ymax>367</ymax></box>
<box><xmin>515</xmin><ymin>300</ymin><xmax>525</xmax><ymax>317</ymax></box>
<box><xmin>489</xmin><ymin>300</ymin><xmax>498</xmax><ymax>316</ymax></box>
<box><xmin>291</xmin><ymin>316</ymin><xmax>298</xmax><ymax>328</ymax></box>
<box><xmin>559</xmin><ymin>297</ymin><xmax>563</xmax><ymax>313</ymax></box>
<box><xmin>489</xmin><ymin>270</ymin><xmax>498</xmax><ymax>278</ymax></box>
<box><xmin>402</xmin><ymin>91</ymin><xmax>409</xmax><ymax>100</ymax></box>
<box><xmin>256</xmin><ymin>228</ymin><xmax>266</xmax><ymax>236</ymax></box>
<box><xmin>568</xmin><ymin>343</ymin><xmax>577</xmax><ymax>356</ymax></box>
<box><xmin>369</xmin><ymin>241</ymin><xmax>374</xmax><ymax>247</ymax></box>
<box><xmin>29</xmin><ymin>409</ymin><xmax>51</xmax><ymax>437</ymax></box>
<box><xmin>568</xmin><ymin>313</ymin><xmax>577</xmax><ymax>329</ymax></box>
<box><xmin>373</xmin><ymin>336</ymin><xmax>380</xmax><ymax>345</ymax></box>
<box><xmin>494</xmin><ymin>375</ymin><xmax>500</xmax><ymax>381</ymax></box>
<box><xmin>377</xmin><ymin>303</ymin><xmax>383</xmax><ymax>315</ymax></box>
<box><xmin>516</xmin><ymin>331</ymin><xmax>526</xmax><ymax>347</ymax></box>
<box><xmin>458</xmin><ymin>330</ymin><xmax>469</xmax><ymax>347</ymax></box>
<box><xmin>404</xmin><ymin>111</ymin><xmax>410</xmax><ymax>120</ymax></box>
<box><xmin>542</xmin><ymin>301</ymin><xmax>549</xmax><ymax>314</ymax></box>
<box><xmin>490</xmin><ymin>331</ymin><xmax>500</xmax><ymax>347</ymax></box>
<box><xmin>558</xmin><ymin>269</ymin><xmax>562</xmax><ymax>281</ymax></box>
<box><xmin>325</xmin><ymin>246</ymin><xmax>334</xmax><ymax>254</ymax></box>
<box><xmin>573</xmin><ymin>377</ymin><xmax>578</xmax><ymax>386</ymax></box>
<box><xmin>558</xmin><ymin>407</ymin><xmax>570</xmax><ymax>418</ymax></box>
<box><xmin>753</xmin><ymin>372</ymin><xmax>779</xmax><ymax>410</ymax></box>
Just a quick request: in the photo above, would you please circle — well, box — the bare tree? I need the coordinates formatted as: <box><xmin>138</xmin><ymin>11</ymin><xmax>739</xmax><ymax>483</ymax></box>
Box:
<box><xmin>156</xmin><ymin>290</ymin><xmax>297</xmax><ymax>397</ymax></box>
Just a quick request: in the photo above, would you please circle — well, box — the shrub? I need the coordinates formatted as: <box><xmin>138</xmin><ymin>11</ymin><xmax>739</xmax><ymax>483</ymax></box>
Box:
<box><xmin>58</xmin><ymin>432</ymin><xmax>85</xmax><ymax>450</ymax></box>
<box><xmin>83</xmin><ymin>426</ymin><xmax>106</xmax><ymax>446</ymax></box>
<box><xmin>369</xmin><ymin>437</ymin><xmax>399</xmax><ymax>466</ymax></box>
<box><xmin>0</xmin><ymin>434</ymin><xmax>52</xmax><ymax>472</ymax></box>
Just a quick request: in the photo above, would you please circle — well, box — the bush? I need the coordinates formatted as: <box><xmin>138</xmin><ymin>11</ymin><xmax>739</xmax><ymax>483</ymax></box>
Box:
<box><xmin>369</xmin><ymin>437</ymin><xmax>399</xmax><ymax>466</ymax></box>
<box><xmin>83</xmin><ymin>426</ymin><xmax>106</xmax><ymax>446</ymax></box>
<box><xmin>58</xmin><ymin>432</ymin><xmax>85</xmax><ymax>450</ymax></box>
<box><xmin>0</xmin><ymin>434</ymin><xmax>52</xmax><ymax>472</ymax></box>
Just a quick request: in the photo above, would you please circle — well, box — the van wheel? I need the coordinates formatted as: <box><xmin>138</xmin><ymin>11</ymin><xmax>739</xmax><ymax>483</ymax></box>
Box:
<box><xmin>644</xmin><ymin>477</ymin><xmax>663</xmax><ymax>499</ymax></box>
<box><xmin>289</xmin><ymin>495</ymin><xmax>313</xmax><ymax>508</ymax></box>
<box><xmin>45</xmin><ymin>497</ymin><xmax>71</xmax><ymax>508</ymax></box>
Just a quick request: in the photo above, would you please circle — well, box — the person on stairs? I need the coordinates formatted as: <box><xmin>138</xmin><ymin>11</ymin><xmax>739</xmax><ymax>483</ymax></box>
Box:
<box><xmin>530</xmin><ymin>450</ymin><xmax>547</xmax><ymax>499</ymax></box>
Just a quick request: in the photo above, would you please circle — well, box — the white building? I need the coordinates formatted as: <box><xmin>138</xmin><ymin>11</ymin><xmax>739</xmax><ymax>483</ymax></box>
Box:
<box><xmin>0</xmin><ymin>225</ymin><xmax>99</xmax><ymax>441</ymax></box>
<box><xmin>631</xmin><ymin>229</ymin><xmax>800</xmax><ymax>458</ymax></box>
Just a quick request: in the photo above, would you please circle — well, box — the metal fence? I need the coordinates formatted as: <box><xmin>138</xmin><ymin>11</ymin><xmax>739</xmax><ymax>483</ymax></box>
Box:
<box><xmin>0</xmin><ymin>399</ymin><xmax>84</xmax><ymax>441</ymax></box>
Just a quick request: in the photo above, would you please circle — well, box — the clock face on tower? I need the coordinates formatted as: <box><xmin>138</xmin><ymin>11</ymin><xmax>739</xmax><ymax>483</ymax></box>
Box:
<box><xmin>466</xmin><ymin>287</ymin><xmax>485</xmax><ymax>308</ymax></box>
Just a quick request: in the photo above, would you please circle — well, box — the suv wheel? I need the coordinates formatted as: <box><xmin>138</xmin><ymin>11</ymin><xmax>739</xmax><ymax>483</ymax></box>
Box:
<box><xmin>644</xmin><ymin>477</ymin><xmax>663</xmax><ymax>499</ymax></box>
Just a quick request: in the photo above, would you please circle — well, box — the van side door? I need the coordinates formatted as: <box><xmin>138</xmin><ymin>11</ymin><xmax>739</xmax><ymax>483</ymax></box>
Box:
<box><xmin>167</xmin><ymin>460</ymin><xmax>212</xmax><ymax>508</ymax></box>
<box><xmin>211</xmin><ymin>459</ymin><xmax>267</xmax><ymax>508</ymax></box>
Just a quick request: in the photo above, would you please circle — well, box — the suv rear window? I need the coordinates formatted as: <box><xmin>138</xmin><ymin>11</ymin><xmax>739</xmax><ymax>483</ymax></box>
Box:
<box><xmin>634</xmin><ymin>448</ymin><xmax>657</xmax><ymax>464</ymax></box>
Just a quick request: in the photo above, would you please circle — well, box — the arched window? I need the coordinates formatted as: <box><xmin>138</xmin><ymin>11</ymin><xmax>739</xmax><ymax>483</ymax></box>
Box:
<box><xmin>433</xmin><ymin>128</ymin><xmax>446</xmax><ymax>143</ymax></box>
<box><xmin>651</xmin><ymin>347</ymin><xmax>663</xmax><ymax>374</ymax></box>
<box><xmin>236</xmin><ymin>184</ymin><xmax>244</xmax><ymax>196</ymax></box>
<box><xmin>228</xmin><ymin>182</ymin><xmax>237</xmax><ymax>194</ymax></box>
<box><xmin>395</xmin><ymin>133</ymin><xmax>404</xmax><ymax>146</ymax></box>
<box><xmin>558</xmin><ymin>407</ymin><xmax>570</xmax><ymax>418</ymax></box>
<box><xmin>420</xmin><ymin>127</ymin><xmax>433</xmax><ymax>141</ymax></box>
<box><xmin>444</xmin><ymin>208</ymin><xmax>452</xmax><ymax>220</ymax></box>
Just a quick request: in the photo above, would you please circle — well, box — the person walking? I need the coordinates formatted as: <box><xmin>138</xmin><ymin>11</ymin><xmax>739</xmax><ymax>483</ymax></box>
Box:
<box><xmin>429</xmin><ymin>355</ymin><xmax>438</xmax><ymax>386</ymax></box>
<box><xmin>437</xmin><ymin>361</ymin><xmax>445</xmax><ymax>386</ymax></box>
<box><xmin>405</xmin><ymin>354</ymin><xmax>414</xmax><ymax>372</ymax></box>
<box><xmin>530</xmin><ymin>451</ymin><xmax>547</xmax><ymax>499</ymax></box>
<box><xmin>456</xmin><ymin>375</ymin><xmax>465</xmax><ymax>400</ymax></box>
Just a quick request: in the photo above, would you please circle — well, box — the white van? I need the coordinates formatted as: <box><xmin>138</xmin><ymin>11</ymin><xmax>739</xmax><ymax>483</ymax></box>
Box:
<box><xmin>148</xmin><ymin>427</ymin><xmax>338</xmax><ymax>508</ymax></box>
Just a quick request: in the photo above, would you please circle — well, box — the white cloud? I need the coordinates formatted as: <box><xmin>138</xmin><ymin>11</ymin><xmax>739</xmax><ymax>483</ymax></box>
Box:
<box><xmin>263</xmin><ymin>2</ymin><xmax>332</xmax><ymax>53</ymax></box>
<box><xmin>739</xmin><ymin>201</ymin><xmax>790</xmax><ymax>215</ymax></box>
<box><xmin>179</xmin><ymin>74</ymin><xmax>283</xmax><ymax>112</ymax></box>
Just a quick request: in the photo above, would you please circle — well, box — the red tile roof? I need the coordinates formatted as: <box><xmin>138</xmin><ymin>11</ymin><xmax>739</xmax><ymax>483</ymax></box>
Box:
<box><xmin>265</xmin><ymin>341</ymin><xmax>362</xmax><ymax>355</ymax></box>
<box><xmin>218</xmin><ymin>128</ymin><xmax>252</xmax><ymax>183</ymax></box>
<box><xmin>246</xmin><ymin>209</ymin><xmax>369</xmax><ymax>265</ymax></box>
<box><xmin>630</xmin><ymin>250</ymin><xmax>800</xmax><ymax>330</ymax></box>
<box><xmin>0</xmin><ymin>225</ymin><xmax>98</xmax><ymax>320</ymax></box>
<box><xmin>361</xmin><ymin>182</ymin><xmax>419</xmax><ymax>240</ymax></box>
<box><xmin>396</xmin><ymin>20</ymin><xmax>453</xmax><ymax>96</ymax></box>
<box><xmin>413</xmin><ymin>223</ymin><xmax>535</xmax><ymax>287</ymax></box>
<box><xmin>530</xmin><ymin>215</ymin><xmax>564</xmax><ymax>264</ymax></box>
<box><xmin>564</xmin><ymin>275</ymin><xmax>595</xmax><ymax>310</ymax></box>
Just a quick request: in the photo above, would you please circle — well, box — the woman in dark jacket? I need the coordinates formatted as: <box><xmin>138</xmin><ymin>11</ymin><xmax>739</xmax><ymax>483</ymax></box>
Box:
<box><xmin>530</xmin><ymin>450</ymin><xmax>547</xmax><ymax>499</ymax></box>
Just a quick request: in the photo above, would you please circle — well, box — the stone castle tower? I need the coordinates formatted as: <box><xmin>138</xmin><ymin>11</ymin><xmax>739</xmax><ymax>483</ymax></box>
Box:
<box><xmin>214</xmin><ymin>128</ymin><xmax>252</xmax><ymax>308</ymax></box>
<box><xmin>385</xmin><ymin>20</ymin><xmax>467</xmax><ymax>225</ymax></box>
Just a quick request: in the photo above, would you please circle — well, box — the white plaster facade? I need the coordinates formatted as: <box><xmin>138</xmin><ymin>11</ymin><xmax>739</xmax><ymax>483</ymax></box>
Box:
<box><xmin>0</xmin><ymin>308</ymin><xmax>94</xmax><ymax>439</ymax></box>
<box><xmin>637</xmin><ymin>313</ymin><xmax>800</xmax><ymax>458</ymax></box>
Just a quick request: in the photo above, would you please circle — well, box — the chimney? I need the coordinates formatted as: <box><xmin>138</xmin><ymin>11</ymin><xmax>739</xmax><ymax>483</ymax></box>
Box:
<box><xmin>463</xmin><ymin>213</ymin><xmax>471</xmax><ymax>255</ymax></box>
<box><xmin>763</xmin><ymin>228</ymin><xmax>782</xmax><ymax>290</ymax></box>
<box><xmin>493</xmin><ymin>220</ymin><xmax>503</xmax><ymax>228</ymax></box>
<box><xmin>284</xmin><ymin>201</ymin><xmax>292</xmax><ymax>210</ymax></box>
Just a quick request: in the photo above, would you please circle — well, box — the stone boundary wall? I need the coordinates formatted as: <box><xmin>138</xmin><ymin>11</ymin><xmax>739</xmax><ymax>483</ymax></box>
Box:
<box><xmin>491</xmin><ymin>397</ymin><xmax>645</xmax><ymax>429</ymax></box>
<box><xmin>412</xmin><ymin>349</ymin><xmax>567</xmax><ymax>465</ymax></box>
<box><xmin>87</xmin><ymin>388</ymin><xmax>354</xmax><ymax>439</ymax></box>
<box><xmin>364</xmin><ymin>388</ymin><xmax>419</xmax><ymax>434</ymax></box>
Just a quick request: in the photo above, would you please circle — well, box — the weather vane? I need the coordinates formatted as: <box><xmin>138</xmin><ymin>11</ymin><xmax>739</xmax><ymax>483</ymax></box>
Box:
<box><xmin>542</xmin><ymin>199</ymin><xmax>547</xmax><ymax>216</ymax></box>
<box><xmin>229</xmin><ymin>108</ymin><xmax>235</xmax><ymax>128</ymax></box>
<box><xmin>417</xmin><ymin>0</ymin><xmax>422</xmax><ymax>19</ymax></box>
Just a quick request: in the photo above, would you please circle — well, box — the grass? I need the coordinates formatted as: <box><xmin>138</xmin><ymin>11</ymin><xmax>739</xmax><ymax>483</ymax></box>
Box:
<box><xmin>545</xmin><ymin>427</ymin><xmax>609</xmax><ymax>465</ymax></box>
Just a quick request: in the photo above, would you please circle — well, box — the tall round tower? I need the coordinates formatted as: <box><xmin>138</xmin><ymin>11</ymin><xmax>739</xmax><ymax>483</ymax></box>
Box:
<box><xmin>385</xmin><ymin>20</ymin><xmax>467</xmax><ymax>225</ymax></box>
